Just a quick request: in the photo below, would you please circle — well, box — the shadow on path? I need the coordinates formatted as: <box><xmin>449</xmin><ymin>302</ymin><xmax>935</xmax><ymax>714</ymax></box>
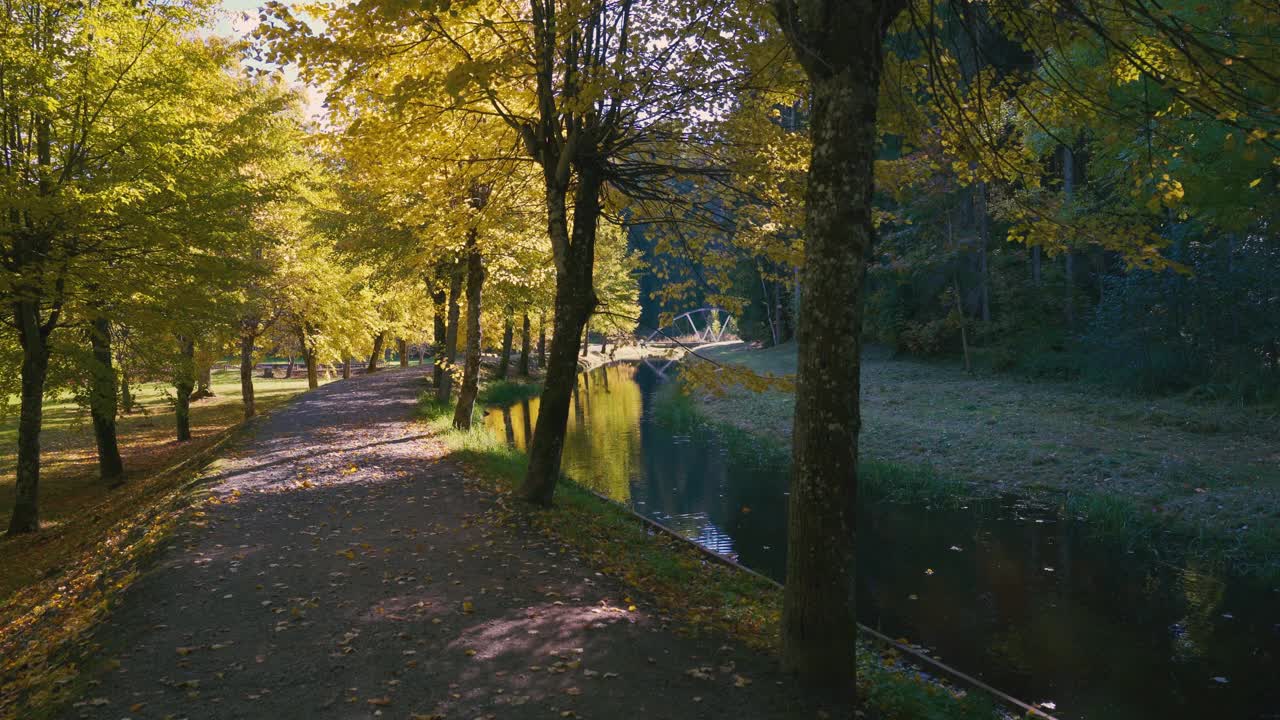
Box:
<box><xmin>61</xmin><ymin>369</ymin><xmax>843</xmax><ymax>720</ymax></box>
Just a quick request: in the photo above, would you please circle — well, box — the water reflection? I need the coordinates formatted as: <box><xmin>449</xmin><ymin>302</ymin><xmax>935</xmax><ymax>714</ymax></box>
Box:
<box><xmin>484</xmin><ymin>363</ymin><xmax>1280</xmax><ymax>720</ymax></box>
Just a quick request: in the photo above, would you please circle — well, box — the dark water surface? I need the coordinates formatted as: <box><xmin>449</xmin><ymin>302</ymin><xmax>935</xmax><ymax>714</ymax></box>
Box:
<box><xmin>484</xmin><ymin>363</ymin><xmax>1280</xmax><ymax>720</ymax></box>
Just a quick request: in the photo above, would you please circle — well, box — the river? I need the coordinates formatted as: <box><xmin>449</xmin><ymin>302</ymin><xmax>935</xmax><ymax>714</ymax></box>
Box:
<box><xmin>483</xmin><ymin>362</ymin><xmax>1279</xmax><ymax>720</ymax></box>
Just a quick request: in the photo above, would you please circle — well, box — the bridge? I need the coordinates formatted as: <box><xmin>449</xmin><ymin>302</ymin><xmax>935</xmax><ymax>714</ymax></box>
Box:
<box><xmin>640</xmin><ymin>307</ymin><xmax>738</xmax><ymax>377</ymax></box>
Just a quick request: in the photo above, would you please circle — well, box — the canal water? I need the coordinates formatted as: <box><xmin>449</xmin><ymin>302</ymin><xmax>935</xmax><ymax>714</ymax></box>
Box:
<box><xmin>483</xmin><ymin>362</ymin><xmax>1280</xmax><ymax>720</ymax></box>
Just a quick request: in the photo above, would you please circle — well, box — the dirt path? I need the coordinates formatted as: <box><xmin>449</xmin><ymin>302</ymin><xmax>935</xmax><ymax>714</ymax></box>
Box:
<box><xmin>60</xmin><ymin>369</ymin><xmax>838</xmax><ymax>720</ymax></box>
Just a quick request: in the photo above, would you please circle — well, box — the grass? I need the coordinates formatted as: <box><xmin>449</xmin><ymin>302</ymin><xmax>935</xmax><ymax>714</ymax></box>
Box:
<box><xmin>417</xmin><ymin>387</ymin><xmax>1003</xmax><ymax>719</ymax></box>
<box><xmin>653</xmin><ymin>384</ymin><xmax>979</xmax><ymax>507</ymax></box>
<box><xmin>681</xmin><ymin>341</ymin><xmax>1280</xmax><ymax>579</ymax></box>
<box><xmin>477</xmin><ymin>378</ymin><xmax>543</xmax><ymax>407</ymax></box>
<box><xmin>0</xmin><ymin>369</ymin><xmax>318</xmax><ymax>719</ymax></box>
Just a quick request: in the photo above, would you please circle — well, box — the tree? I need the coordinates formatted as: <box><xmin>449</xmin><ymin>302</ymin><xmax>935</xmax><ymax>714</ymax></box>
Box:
<box><xmin>771</xmin><ymin>0</ymin><xmax>905</xmax><ymax>689</ymax></box>
<box><xmin>1</xmin><ymin>0</ymin><xmax>293</xmax><ymax>532</ymax></box>
<box><xmin>258</xmin><ymin>0</ymin><xmax>760</xmax><ymax>506</ymax></box>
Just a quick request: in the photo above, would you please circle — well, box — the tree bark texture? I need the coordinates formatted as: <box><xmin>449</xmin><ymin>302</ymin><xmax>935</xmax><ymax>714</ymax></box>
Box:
<box><xmin>432</xmin><ymin>277</ymin><xmax>448</xmax><ymax>387</ymax></box>
<box><xmin>436</xmin><ymin>262</ymin><xmax>464</xmax><ymax>403</ymax></box>
<box><xmin>774</xmin><ymin>0</ymin><xmax>901</xmax><ymax>691</ymax></box>
<box><xmin>240</xmin><ymin>324</ymin><xmax>257</xmax><ymax>419</ymax></box>
<box><xmin>452</xmin><ymin>233</ymin><xmax>486</xmax><ymax>430</ymax></box>
<box><xmin>398</xmin><ymin>338</ymin><xmax>409</xmax><ymax>368</ymax></box>
<box><xmin>368</xmin><ymin>331</ymin><xmax>385</xmax><ymax>372</ymax></box>
<box><xmin>537</xmin><ymin>315</ymin><xmax>547</xmax><ymax>369</ymax></box>
<box><xmin>7</xmin><ymin>299</ymin><xmax>52</xmax><ymax>534</ymax></box>
<box><xmin>519</xmin><ymin>166</ymin><xmax>602</xmax><ymax>505</ymax></box>
<box><xmin>88</xmin><ymin>315</ymin><xmax>124</xmax><ymax>484</ymax></box>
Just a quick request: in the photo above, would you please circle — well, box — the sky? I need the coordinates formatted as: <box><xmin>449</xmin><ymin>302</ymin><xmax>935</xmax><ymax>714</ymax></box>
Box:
<box><xmin>213</xmin><ymin>0</ymin><xmax>264</xmax><ymax>41</ymax></box>
<box><xmin>212</xmin><ymin>0</ymin><xmax>328</xmax><ymax>122</ymax></box>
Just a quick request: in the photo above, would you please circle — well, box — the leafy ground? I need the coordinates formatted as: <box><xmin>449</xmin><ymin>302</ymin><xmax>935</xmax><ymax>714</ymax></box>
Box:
<box><xmin>688</xmin><ymin>342</ymin><xmax>1280</xmax><ymax>575</ymax></box>
<box><xmin>11</xmin><ymin>369</ymin><xmax>861</xmax><ymax>720</ymax></box>
<box><xmin>0</xmin><ymin>370</ymin><xmax>323</xmax><ymax>602</ymax></box>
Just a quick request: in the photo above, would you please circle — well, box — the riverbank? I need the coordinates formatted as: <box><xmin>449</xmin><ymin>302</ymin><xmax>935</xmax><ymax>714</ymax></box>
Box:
<box><xmin>678</xmin><ymin>342</ymin><xmax>1280</xmax><ymax>578</ymax></box>
<box><xmin>419</xmin><ymin>379</ymin><xmax>1007</xmax><ymax>720</ymax></box>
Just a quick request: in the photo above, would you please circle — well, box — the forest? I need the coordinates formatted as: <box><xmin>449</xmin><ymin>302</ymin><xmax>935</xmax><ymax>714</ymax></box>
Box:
<box><xmin>1</xmin><ymin>0</ymin><xmax>1276</xmax><ymax>718</ymax></box>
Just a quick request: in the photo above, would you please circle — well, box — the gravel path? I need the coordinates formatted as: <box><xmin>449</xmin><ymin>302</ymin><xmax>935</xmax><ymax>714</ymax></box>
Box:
<box><xmin>62</xmin><ymin>369</ymin><xmax>841</xmax><ymax>720</ymax></box>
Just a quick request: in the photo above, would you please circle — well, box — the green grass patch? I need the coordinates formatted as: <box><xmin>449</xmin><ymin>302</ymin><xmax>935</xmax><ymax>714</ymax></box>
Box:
<box><xmin>653</xmin><ymin>383</ymin><xmax>979</xmax><ymax>507</ymax></box>
<box><xmin>859</xmin><ymin>650</ymin><xmax>997</xmax><ymax>720</ymax></box>
<box><xmin>1064</xmin><ymin>491</ymin><xmax>1280</xmax><ymax>581</ymax></box>
<box><xmin>477</xmin><ymin>379</ymin><xmax>543</xmax><ymax>407</ymax></box>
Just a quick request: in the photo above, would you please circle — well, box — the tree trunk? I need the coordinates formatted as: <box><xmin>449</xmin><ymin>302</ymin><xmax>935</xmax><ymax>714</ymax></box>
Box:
<box><xmin>497</xmin><ymin>309</ymin><xmax>515</xmax><ymax>380</ymax></box>
<box><xmin>240</xmin><ymin>326</ymin><xmax>256</xmax><ymax>419</ymax></box>
<box><xmin>191</xmin><ymin>348</ymin><xmax>215</xmax><ymax>400</ymax></box>
<box><xmin>300</xmin><ymin>329</ymin><xmax>319</xmax><ymax>390</ymax></box>
<box><xmin>518</xmin><ymin>313</ymin><xmax>531</xmax><ymax>376</ymax></box>
<box><xmin>432</xmin><ymin>279</ymin><xmax>448</xmax><ymax>387</ymax></box>
<box><xmin>436</xmin><ymin>262</ymin><xmax>464</xmax><ymax>403</ymax></box>
<box><xmin>285</xmin><ymin>354</ymin><xmax>296</xmax><ymax>379</ymax></box>
<box><xmin>581</xmin><ymin>321</ymin><xmax>590</xmax><ymax>357</ymax></box>
<box><xmin>7</xmin><ymin>301</ymin><xmax>52</xmax><ymax>535</ymax></box>
<box><xmin>398</xmin><ymin>338</ymin><xmax>408</xmax><ymax>368</ymax></box>
<box><xmin>773</xmin><ymin>0</ymin><xmax>900</xmax><ymax>690</ymax></box>
<box><xmin>452</xmin><ymin>233</ymin><xmax>486</xmax><ymax>429</ymax></box>
<box><xmin>947</xmin><ymin>211</ymin><xmax>972</xmax><ymax>373</ymax></box>
<box><xmin>519</xmin><ymin>167</ymin><xmax>602</xmax><ymax>505</ymax></box>
<box><xmin>175</xmin><ymin>337</ymin><xmax>196</xmax><ymax>442</ymax></box>
<box><xmin>537</xmin><ymin>315</ymin><xmax>547</xmax><ymax>369</ymax></box>
<box><xmin>976</xmin><ymin>183</ymin><xmax>992</xmax><ymax>323</ymax></box>
<box><xmin>1062</xmin><ymin>145</ymin><xmax>1076</xmax><ymax>328</ymax></box>
<box><xmin>368</xmin><ymin>331</ymin><xmax>385</xmax><ymax>372</ymax></box>
<box><xmin>343</xmin><ymin>357</ymin><xmax>352</xmax><ymax>380</ymax></box>
<box><xmin>120</xmin><ymin>368</ymin><xmax>135</xmax><ymax>415</ymax></box>
<box><xmin>88</xmin><ymin>315</ymin><xmax>124</xmax><ymax>484</ymax></box>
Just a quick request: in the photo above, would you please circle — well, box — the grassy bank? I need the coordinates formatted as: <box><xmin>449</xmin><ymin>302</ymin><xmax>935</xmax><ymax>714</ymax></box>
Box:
<box><xmin>681</xmin><ymin>342</ymin><xmax>1280</xmax><ymax>579</ymax></box>
<box><xmin>417</xmin><ymin>383</ymin><xmax>998</xmax><ymax>719</ymax></box>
